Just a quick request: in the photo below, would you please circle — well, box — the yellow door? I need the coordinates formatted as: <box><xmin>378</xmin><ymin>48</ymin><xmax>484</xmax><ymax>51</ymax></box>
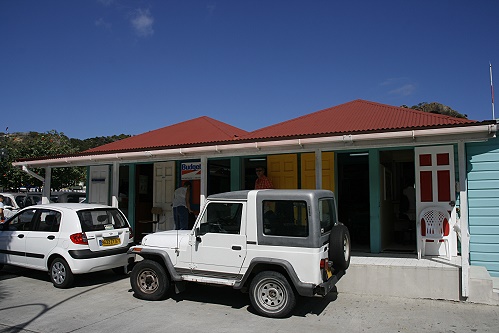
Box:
<box><xmin>300</xmin><ymin>152</ymin><xmax>335</xmax><ymax>191</ymax></box>
<box><xmin>267</xmin><ymin>154</ymin><xmax>298</xmax><ymax>189</ymax></box>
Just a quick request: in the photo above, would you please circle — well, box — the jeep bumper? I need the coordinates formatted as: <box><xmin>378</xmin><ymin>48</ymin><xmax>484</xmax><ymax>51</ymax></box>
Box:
<box><xmin>314</xmin><ymin>270</ymin><xmax>345</xmax><ymax>296</ymax></box>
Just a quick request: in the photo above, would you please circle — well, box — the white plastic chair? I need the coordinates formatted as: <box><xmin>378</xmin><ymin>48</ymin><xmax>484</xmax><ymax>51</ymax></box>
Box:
<box><xmin>418</xmin><ymin>207</ymin><xmax>452</xmax><ymax>260</ymax></box>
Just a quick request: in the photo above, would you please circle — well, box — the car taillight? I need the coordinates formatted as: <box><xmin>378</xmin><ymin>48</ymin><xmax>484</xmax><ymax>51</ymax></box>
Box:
<box><xmin>129</xmin><ymin>227</ymin><xmax>133</xmax><ymax>239</ymax></box>
<box><xmin>320</xmin><ymin>258</ymin><xmax>328</xmax><ymax>269</ymax></box>
<box><xmin>70</xmin><ymin>232</ymin><xmax>88</xmax><ymax>245</ymax></box>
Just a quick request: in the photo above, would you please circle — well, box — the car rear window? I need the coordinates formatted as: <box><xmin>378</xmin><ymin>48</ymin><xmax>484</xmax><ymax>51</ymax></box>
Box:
<box><xmin>77</xmin><ymin>209</ymin><xmax>128</xmax><ymax>232</ymax></box>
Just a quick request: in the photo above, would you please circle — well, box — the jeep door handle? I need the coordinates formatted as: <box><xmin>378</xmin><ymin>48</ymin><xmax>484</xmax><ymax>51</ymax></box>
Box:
<box><xmin>47</xmin><ymin>235</ymin><xmax>55</xmax><ymax>240</ymax></box>
<box><xmin>232</xmin><ymin>246</ymin><xmax>241</xmax><ymax>251</ymax></box>
<box><xmin>17</xmin><ymin>234</ymin><xmax>25</xmax><ymax>238</ymax></box>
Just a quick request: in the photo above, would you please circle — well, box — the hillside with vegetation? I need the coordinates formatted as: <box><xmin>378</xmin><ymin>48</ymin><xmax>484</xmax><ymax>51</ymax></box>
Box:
<box><xmin>0</xmin><ymin>131</ymin><xmax>130</xmax><ymax>191</ymax></box>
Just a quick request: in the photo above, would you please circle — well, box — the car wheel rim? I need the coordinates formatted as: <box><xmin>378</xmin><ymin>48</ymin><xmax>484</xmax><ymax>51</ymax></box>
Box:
<box><xmin>343</xmin><ymin>234</ymin><xmax>350</xmax><ymax>261</ymax></box>
<box><xmin>51</xmin><ymin>262</ymin><xmax>66</xmax><ymax>285</ymax></box>
<box><xmin>137</xmin><ymin>268</ymin><xmax>159</xmax><ymax>294</ymax></box>
<box><xmin>254</xmin><ymin>278</ymin><xmax>287</xmax><ymax>312</ymax></box>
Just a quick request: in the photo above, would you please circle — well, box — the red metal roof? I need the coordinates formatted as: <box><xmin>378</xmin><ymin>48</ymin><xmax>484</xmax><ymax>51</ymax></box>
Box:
<box><xmin>86</xmin><ymin>100</ymin><xmax>478</xmax><ymax>154</ymax></box>
<box><xmin>240</xmin><ymin>99</ymin><xmax>477</xmax><ymax>140</ymax></box>
<box><xmin>85</xmin><ymin>116</ymin><xmax>249</xmax><ymax>153</ymax></box>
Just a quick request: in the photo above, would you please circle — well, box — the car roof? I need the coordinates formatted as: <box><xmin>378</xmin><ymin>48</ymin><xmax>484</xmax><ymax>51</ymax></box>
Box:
<box><xmin>22</xmin><ymin>203</ymin><xmax>113</xmax><ymax>211</ymax></box>
<box><xmin>0</xmin><ymin>192</ymin><xmax>26</xmax><ymax>197</ymax></box>
<box><xmin>207</xmin><ymin>189</ymin><xmax>335</xmax><ymax>201</ymax></box>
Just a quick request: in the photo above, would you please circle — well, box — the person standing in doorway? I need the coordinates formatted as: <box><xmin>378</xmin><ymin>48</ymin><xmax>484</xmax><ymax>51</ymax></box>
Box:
<box><xmin>173</xmin><ymin>181</ymin><xmax>192</xmax><ymax>230</ymax></box>
<box><xmin>255</xmin><ymin>167</ymin><xmax>273</xmax><ymax>189</ymax></box>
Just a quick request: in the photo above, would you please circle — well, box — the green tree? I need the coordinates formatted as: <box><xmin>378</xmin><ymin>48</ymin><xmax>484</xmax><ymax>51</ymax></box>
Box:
<box><xmin>70</xmin><ymin>134</ymin><xmax>130</xmax><ymax>151</ymax></box>
<box><xmin>401</xmin><ymin>102</ymin><xmax>468</xmax><ymax>119</ymax></box>
<box><xmin>0</xmin><ymin>131</ymin><xmax>85</xmax><ymax>191</ymax></box>
<box><xmin>1</xmin><ymin>131</ymin><xmax>130</xmax><ymax>192</ymax></box>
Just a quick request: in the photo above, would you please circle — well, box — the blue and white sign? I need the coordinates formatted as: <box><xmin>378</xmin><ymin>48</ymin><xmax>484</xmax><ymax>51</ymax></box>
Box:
<box><xmin>181</xmin><ymin>162</ymin><xmax>202</xmax><ymax>180</ymax></box>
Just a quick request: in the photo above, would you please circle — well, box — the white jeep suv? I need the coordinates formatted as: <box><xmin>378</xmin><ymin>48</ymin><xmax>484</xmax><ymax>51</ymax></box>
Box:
<box><xmin>129</xmin><ymin>189</ymin><xmax>350</xmax><ymax>317</ymax></box>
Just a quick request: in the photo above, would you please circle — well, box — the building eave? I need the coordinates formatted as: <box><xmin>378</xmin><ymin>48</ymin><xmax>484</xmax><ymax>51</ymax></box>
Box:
<box><xmin>12</xmin><ymin>123</ymin><xmax>497</xmax><ymax>169</ymax></box>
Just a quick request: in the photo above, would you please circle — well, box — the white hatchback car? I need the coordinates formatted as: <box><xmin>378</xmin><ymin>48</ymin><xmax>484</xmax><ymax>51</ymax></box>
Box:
<box><xmin>0</xmin><ymin>203</ymin><xmax>134</xmax><ymax>288</ymax></box>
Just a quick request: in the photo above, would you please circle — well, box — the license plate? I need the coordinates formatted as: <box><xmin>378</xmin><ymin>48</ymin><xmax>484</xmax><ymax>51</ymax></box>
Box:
<box><xmin>100</xmin><ymin>238</ymin><xmax>121</xmax><ymax>246</ymax></box>
<box><xmin>325</xmin><ymin>265</ymin><xmax>333</xmax><ymax>279</ymax></box>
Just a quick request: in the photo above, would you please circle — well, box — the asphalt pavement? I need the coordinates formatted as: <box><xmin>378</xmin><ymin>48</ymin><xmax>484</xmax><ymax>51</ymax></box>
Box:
<box><xmin>0</xmin><ymin>265</ymin><xmax>498</xmax><ymax>333</ymax></box>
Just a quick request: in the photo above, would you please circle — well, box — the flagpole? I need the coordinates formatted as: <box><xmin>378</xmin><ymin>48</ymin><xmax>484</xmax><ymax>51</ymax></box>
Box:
<box><xmin>490</xmin><ymin>62</ymin><xmax>495</xmax><ymax>120</ymax></box>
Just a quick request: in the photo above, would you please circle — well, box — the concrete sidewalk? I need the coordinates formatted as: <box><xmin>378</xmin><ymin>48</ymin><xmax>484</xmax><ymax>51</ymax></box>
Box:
<box><xmin>1</xmin><ymin>265</ymin><xmax>498</xmax><ymax>333</ymax></box>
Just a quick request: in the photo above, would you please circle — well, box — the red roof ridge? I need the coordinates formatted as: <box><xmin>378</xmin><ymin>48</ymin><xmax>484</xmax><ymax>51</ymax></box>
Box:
<box><xmin>239</xmin><ymin>99</ymin><xmax>476</xmax><ymax>141</ymax></box>
<box><xmin>85</xmin><ymin>115</ymin><xmax>248</xmax><ymax>154</ymax></box>
<box><xmin>201</xmin><ymin>116</ymin><xmax>246</xmax><ymax>138</ymax></box>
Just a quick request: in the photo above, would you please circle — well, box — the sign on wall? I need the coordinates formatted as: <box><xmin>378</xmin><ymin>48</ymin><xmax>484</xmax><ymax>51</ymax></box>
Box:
<box><xmin>181</xmin><ymin>162</ymin><xmax>202</xmax><ymax>180</ymax></box>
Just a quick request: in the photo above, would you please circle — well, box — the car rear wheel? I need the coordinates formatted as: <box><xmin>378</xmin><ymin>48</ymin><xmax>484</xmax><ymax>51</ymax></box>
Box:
<box><xmin>249</xmin><ymin>271</ymin><xmax>296</xmax><ymax>318</ymax></box>
<box><xmin>329</xmin><ymin>224</ymin><xmax>351</xmax><ymax>271</ymax></box>
<box><xmin>50</xmin><ymin>258</ymin><xmax>74</xmax><ymax>289</ymax></box>
<box><xmin>130</xmin><ymin>260</ymin><xmax>169</xmax><ymax>301</ymax></box>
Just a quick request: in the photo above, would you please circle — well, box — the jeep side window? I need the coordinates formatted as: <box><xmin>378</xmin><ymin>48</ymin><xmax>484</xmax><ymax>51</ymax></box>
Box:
<box><xmin>199</xmin><ymin>202</ymin><xmax>242</xmax><ymax>235</ymax></box>
<box><xmin>262</xmin><ymin>200</ymin><xmax>309</xmax><ymax>237</ymax></box>
<box><xmin>319</xmin><ymin>198</ymin><xmax>336</xmax><ymax>234</ymax></box>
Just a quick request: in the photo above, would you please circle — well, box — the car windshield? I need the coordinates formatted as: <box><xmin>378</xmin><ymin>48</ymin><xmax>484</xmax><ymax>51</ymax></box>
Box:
<box><xmin>77</xmin><ymin>208</ymin><xmax>128</xmax><ymax>232</ymax></box>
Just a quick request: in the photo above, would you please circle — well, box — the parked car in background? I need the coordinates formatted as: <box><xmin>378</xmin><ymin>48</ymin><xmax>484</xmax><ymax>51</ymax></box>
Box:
<box><xmin>0</xmin><ymin>192</ymin><xmax>26</xmax><ymax>218</ymax></box>
<box><xmin>1</xmin><ymin>192</ymin><xmax>45</xmax><ymax>209</ymax></box>
<box><xmin>0</xmin><ymin>203</ymin><xmax>135</xmax><ymax>288</ymax></box>
<box><xmin>0</xmin><ymin>192</ymin><xmax>25</xmax><ymax>209</ymax></box>
<box><xmin>50</xmin><ymin>191</ymin><xmax>86</xmax><ymax>204</ymax></box>
<box><xmin>22</xmin><ymin>193</ymin><xmax>43</xmax><ymax>207</ymax></box>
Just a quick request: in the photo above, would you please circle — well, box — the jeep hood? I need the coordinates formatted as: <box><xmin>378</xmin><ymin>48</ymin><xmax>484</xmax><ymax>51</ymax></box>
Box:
<box><xmin>140</xmin><ymin>230</ymin><xmax>191</xmax><ymax>248</ymax></box>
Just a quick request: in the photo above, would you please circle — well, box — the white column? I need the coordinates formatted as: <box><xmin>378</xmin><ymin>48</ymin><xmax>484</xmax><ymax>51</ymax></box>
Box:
<box><xmin>315</xmin><ymin>149</ymin><xmax>322</xmax><ymax>189</ymax></box>
<box><xmin>111</xmin><ymin>162</ymin><xmax>119</xmax><ymax>208</ymax></box>
<box><xmin>458</xmin><ymin>141</ymin><xmax>470</xmax><ymax>298</ymax></box>
<box><xmin>200</xmin><ymin>156</ymin><xmax>208</xmax><ymax>209</ymax></box>
<box><xmin>42</xmin><ymin>167</ymin><xmax>51</xmax><ymax>204</ymax></box>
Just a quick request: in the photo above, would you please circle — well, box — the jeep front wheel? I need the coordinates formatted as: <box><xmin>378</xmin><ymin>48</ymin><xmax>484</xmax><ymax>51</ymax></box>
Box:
<box><xmin>130</xmin><ymin>260</ymin><xmax>170</xmax><ymax>301</ymax></box>
<box><xmin>249</xmin><ymin>271</ymin><xmax>296</xmax><ymax>318</ymax></box>
<box><xmin>329</xmin><ymin>224</ymin><xmax>351</xmax><ymax>271</ymax></box>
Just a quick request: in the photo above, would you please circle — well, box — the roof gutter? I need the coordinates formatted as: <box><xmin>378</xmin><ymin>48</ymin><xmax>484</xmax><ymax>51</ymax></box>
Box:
<box><xmin>21</xmin><ymin>165</ymin><xmax>45</xmax><ymax>182</ymax></box>
<box><xmin>12</xmin><ymin>123</ymin><xmax>497</xmax><ymax>168</ymax></box>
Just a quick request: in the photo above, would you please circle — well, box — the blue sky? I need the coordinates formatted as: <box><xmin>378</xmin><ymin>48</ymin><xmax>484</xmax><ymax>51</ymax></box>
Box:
<box><xmin>1</xmin><ymin>0</ymin><xmax>499</xmax><ymax>139</ymax></box>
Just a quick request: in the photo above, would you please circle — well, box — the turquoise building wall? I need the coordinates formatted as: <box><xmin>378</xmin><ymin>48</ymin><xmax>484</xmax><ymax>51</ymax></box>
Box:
<box><xmin>467</xmin><ymin>137</ymin><xmax>499</xmax><ymax>277</ymax></box>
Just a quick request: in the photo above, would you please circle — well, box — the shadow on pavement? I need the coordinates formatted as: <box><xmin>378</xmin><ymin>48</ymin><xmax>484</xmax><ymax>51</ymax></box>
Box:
<box><xmin>0</xmin><ymin>264</ymin><xmax>128</xmax><ymax>288</ymax></box>
<box><xmin>0</xmin><ymin>270</ymin><xmax>123</xmax><ymax>333</ymax></box>
<box><xmin>131</xmin><ymin>273</ymin><xmax>345</xmax><ymax>318</ymax></box>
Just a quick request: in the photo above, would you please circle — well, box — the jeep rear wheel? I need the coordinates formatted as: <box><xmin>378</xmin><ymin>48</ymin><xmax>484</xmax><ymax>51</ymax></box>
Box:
<box><xmin>249</xmin><ymin>271</ymin><xmax>296</xmax><ymax>318</ymax></box>
<box><xmin>130</xmin><ymin>260</ymin><xmax>169</xmax><ymax>301</ymax></box>
<box><xmin>329</xmin><ymin>224</ymin><xmax>351</xmax><ymax>271</ymax></box>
